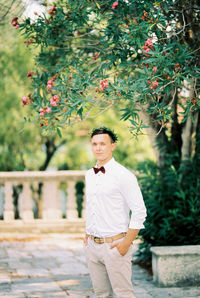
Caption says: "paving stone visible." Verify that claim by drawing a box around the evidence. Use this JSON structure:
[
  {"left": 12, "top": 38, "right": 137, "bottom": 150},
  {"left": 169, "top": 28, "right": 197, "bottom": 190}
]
[
  {"left": 0, "top": 282, "right": 11, "bottom": 292},
  {"left": 0, "top": 292, "right": 25, "bottom": 297},
  {"left": 148, "top": 287, "right": 200, "bottom": 298},
  {"left": 8, "top": 261, "right": 33, "bottom": 270},
  {"left": 0, "top": 274, "right": 11, "bottom": 283},
  {"left": 74, "top": 255, "right": 87, "bottom": 263},
  {"left": 29, "top": 258, "right": 58, "bottom": 269},
  {"left": 0, "top": 262, "right": 10, "bottom": 274},
  {"left": 0, "top": 248, "right": 8, "bottom": 259},
  {"left": 16, "top": 268, "right": 49, "bottom": 277},
  {"left": 49, "top": 263, "right": 89, "bottom": 275},
  {"left": 11, "top": 277, "right": 61, "bottom": 293},
  {"left": 24, "top": 291, "right": 68, "bottom": 297},
  {"left": 67, "top": 291, "right": 95, "bottom": 297},
  {"left": 53, "top": 274, "right": 93, "bottom": 291}
]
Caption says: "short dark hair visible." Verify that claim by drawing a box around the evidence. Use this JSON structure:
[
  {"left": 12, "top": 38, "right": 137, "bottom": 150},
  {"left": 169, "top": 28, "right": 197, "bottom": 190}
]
[{"left": 90, "top": 126, "right": 118, "bottom": 143}]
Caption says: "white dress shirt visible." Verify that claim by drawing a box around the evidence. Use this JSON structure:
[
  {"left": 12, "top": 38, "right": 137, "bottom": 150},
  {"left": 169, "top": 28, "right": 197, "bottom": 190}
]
[{"left": 85, "top": 157, "right": 147, "bottom": 237}]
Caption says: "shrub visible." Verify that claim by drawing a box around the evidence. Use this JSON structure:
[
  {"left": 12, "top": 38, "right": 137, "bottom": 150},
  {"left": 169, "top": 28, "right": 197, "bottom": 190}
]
[{"left": 136, "top": 156, "right": 200, "bottom": 266}]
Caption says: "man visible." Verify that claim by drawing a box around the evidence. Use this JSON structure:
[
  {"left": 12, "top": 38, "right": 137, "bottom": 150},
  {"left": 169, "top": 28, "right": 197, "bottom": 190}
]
[{"left": 84, "top": 126, "right": 147, "bottom": 298}]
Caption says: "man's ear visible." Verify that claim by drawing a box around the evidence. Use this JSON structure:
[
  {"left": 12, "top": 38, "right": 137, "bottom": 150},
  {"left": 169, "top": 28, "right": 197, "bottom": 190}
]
[{"left": 111, "top": 143, "right": 117, "bottom": 152}]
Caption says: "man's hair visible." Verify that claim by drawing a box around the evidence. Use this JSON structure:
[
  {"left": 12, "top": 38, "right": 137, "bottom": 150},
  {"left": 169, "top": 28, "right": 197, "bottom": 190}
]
[{"left": 90, "top": 126, "right": 118, "bottom": 143}]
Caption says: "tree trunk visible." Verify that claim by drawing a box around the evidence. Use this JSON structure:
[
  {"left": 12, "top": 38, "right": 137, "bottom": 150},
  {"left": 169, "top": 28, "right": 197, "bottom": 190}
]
[
  {"left": 181, "top": 79, "right": 198, "bottom": 162},
  {"left": 33, "top": 137, "right": 67, "bottom": 218},
  {"left": 139, "top": 110, "right": 169, "bottom": 167},
  {"left": 193, "top": 110, "right": 200, "bottom": 171}
]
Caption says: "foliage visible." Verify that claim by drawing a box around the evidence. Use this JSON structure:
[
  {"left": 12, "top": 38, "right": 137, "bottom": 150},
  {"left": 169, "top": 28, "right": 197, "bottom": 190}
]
[
  {"left": 0, "top": 25, "right": 41, "bottom": 171},
  {"left": 16, "top": 0, "right": 200, "bottom": 138},
  {"left": 75, "top": 181, "right": 84, "bottom": 218},
  {"left": 136, "top": 153, "right": 200, "bottom": 265}
]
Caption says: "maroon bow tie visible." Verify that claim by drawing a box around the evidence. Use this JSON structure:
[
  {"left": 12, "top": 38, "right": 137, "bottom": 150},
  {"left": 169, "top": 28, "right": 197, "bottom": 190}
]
[{"left": 93, "top": 166, "right": 105, "bottom": 174}]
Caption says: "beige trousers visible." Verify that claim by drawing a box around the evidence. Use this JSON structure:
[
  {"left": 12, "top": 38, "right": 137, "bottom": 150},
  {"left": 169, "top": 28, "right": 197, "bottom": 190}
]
[{"left": 84, "top": 237, "right": 136, "bottom": 298}]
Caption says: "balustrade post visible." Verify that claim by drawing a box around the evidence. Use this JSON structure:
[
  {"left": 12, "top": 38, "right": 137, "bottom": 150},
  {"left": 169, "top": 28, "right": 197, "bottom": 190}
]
[
  {"left": 42, "top": 181, "right": 62, "bottom": 220},
  {"left": 19, "top": 182, "right": 34, "bottom": 221},
  {"left": 3, "top": 182, "right": 14, "bottom": 221},
  {"left": 66, "top": 181, "right": 78, "bottom": 219}
]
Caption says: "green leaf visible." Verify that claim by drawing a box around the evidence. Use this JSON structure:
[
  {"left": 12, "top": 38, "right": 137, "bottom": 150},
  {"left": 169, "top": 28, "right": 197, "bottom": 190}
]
[{"left": 57, "top": 128, "right": 62, "bottom": 138}]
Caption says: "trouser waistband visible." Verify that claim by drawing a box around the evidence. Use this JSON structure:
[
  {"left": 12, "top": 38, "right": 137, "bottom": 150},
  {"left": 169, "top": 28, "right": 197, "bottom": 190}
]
[{"left": 87, "top": 232, "right": 127, "bottom": 244}]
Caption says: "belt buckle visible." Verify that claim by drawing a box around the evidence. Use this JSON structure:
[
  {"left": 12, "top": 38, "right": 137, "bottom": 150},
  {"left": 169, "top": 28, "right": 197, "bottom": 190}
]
[
  {"left": 94, "top": 237, "right": 103, "bottom": 244},
  {"left": 94, "top": 237, "right": 100, "bottom": 244}
]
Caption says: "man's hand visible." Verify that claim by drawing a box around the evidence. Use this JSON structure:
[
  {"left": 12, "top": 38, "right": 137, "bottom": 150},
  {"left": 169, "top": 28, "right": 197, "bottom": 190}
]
[
  {"left": 110, "top": 240, "right": 130, "bottom": 256},
  {"left": 84, "top": 234, "right": 88, "bottom": 245},
  {"left": 110, "top": 229, "right": 140, "bottom": 256}
]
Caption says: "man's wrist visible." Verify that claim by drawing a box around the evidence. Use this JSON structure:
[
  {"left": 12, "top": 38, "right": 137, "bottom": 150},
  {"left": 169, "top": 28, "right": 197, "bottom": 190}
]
[{"left": 123, "top": 237, "right": 132, "bottom": 247}]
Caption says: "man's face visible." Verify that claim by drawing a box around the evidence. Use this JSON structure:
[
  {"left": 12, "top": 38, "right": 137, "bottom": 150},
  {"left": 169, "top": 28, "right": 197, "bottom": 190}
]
[{"left": 91, "top": 134, "right": 116, "bottom": 164}]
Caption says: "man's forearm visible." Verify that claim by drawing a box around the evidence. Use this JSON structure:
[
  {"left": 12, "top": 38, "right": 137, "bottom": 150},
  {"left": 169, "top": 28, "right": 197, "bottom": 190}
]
[
  {"left": 110, "top": 228, "right": 140, "bottom": 256},
  {"left": 124, "top": 228, "right": 140, "bottom": 246}
]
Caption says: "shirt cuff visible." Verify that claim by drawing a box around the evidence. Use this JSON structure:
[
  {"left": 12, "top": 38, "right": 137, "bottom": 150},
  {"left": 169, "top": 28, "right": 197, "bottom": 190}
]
[{"left": 128, "top": 220, "right": 145, "bottom": 230}]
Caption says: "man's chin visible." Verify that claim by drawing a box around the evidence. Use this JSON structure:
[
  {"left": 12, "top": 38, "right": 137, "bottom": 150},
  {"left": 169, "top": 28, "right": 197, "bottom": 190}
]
[
  {"left": 95, "top": 155, "right": 104, "bottom": 160},
  {"left": 96, "top": 157, "right": 104, "bottom": 160}
]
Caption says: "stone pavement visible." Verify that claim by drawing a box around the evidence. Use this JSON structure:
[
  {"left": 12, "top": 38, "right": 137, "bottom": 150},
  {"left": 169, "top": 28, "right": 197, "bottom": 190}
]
[{"left": 0, "top": 234, "right": 200, "bottom": 298}]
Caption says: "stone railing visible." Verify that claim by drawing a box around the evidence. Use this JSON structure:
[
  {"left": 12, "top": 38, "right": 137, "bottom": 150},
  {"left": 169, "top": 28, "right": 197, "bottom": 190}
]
[{"left": 0, "top": 171, "right": 86, "bottom": 222}]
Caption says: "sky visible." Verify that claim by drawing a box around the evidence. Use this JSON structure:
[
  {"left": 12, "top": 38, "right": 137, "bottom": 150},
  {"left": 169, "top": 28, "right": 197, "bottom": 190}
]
[{"left": 22, "top": 0, "right": 46, "bottom": 19}]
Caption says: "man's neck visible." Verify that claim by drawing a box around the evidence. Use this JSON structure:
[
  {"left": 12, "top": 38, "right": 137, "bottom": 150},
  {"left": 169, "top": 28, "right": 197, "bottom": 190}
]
[{"left": 97, "top": 156, "right": 113, "bottom": 168}]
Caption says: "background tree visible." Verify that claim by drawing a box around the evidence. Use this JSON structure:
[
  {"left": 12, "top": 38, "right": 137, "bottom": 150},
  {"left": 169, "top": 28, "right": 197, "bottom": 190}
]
[{"left": 0, "top": 0, "right": 22, "bottom": 25}]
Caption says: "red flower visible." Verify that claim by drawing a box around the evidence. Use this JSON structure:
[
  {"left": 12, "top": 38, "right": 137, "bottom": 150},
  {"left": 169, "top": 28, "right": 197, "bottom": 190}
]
[
  {"left": 150, "top": 81, "right": 159, "bottom": 90},
  {"left": 50, "top": 95, "right": 59, "bottom": 107},
  {"left": 47, "top": 75, "right": 58, "bottom": 89},
  {"left": 25, "top": 39, "right": 34, "bottom": 46},
  {"left": 112, "top": 2, "right": 118, "bottom": 9},
  {"left": 145, "top": 48, "right": 151, "bottom": 53},
  {"left": 152, "top": 66, "right": 158, "bottom": 72},
  {"left": 47, "top": 79, "right": 54, "bottom": 85},
  {"left": 22, "top": 96, "right": 28, "bottom": 106},
  {"left": 22, "top": 95, "right": 32, "bottom": 106},
  {"left": 11, "top": 17, "right": 18, "bottom": 27},
  {"left": 93, "top": 52, "right": 99, "bottom": 60},
  {"left": 44, "top": 106, "right": 51, "bottom": 113},
  {"left": 145, "top": 39, "right": 153, "bottom": 48},
  {"left": 39, "top": 107, "right": 51, "bottom": 116},
  {"left": 47, "top": 84, "right": 53, "bottom": 90},
  {"left": 49, "top": 6, "right": 56, "bottom": 15},
  {"left": 100, "top": 79, "right": 109, "bottom": 91},
  {"left": 27, "top": 71, "right": 33, "bottom": 78},
  {"left": 147, "top": 80, "right": 151, "bottom": 85},
  {"left": 39, "top": 108, "right": 45, "bottom": 116},
  {"left": 142, "top": 39, "right": 153, "bottom": 53},
  {"left": 142, "top": 45, "right": 151, "bottom": 53}
]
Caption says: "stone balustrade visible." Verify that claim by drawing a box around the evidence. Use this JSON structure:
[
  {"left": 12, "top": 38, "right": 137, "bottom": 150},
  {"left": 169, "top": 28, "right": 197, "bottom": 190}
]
[{"left": 0, "top": 171, "right": 86, "bottom": 222}]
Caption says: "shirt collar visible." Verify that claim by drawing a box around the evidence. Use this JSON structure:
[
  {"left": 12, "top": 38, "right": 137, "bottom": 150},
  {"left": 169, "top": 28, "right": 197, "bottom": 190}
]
[{"left": 96, "top": 157, "right": 115, "bottom": 170}]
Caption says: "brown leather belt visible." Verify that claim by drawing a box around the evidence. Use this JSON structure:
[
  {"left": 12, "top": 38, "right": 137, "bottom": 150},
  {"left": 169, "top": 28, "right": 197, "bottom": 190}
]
[{"left": 88, "top": 232, "right": 127, "bottom": 244}]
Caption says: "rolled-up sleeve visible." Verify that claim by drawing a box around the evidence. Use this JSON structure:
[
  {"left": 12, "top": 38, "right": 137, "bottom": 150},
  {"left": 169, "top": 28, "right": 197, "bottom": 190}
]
[{"left": 119, "top": 171, "right": 147, "bottom": 229}]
